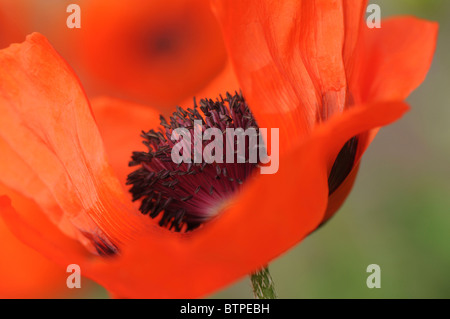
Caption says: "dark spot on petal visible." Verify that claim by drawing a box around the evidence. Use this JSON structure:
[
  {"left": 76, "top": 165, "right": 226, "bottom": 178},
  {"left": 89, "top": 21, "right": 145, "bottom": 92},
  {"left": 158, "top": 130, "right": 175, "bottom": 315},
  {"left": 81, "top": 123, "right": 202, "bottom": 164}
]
[{"left": 328, "top": 136, "right": 359, "bottom": 195}]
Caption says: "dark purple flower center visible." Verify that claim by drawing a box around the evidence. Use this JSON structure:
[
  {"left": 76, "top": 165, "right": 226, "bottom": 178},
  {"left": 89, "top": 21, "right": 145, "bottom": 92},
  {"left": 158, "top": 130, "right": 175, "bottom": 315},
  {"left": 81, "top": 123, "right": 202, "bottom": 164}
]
[
  {"left": 127, "top": 92, "right": 261, "bottom": 231},
  {"left": 127, "top": 91, "right": 359, "bottom": 232}
]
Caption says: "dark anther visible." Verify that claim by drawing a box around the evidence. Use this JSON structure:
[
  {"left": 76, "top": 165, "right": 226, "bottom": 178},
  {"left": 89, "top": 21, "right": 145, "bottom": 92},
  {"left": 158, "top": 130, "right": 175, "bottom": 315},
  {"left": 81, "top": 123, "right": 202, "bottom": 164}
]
[{"left": 127, "top": 92, "right": 261, "bottom": 232}]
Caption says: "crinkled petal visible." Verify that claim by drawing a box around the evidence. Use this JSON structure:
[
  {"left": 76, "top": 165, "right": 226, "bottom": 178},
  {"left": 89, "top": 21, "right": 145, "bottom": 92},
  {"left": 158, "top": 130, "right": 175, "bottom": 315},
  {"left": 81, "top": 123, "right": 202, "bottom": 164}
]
[
  {"left": 212, "top": 0, "right": 366, "bottom": 151},
  {"left": 0, "top": 33, "right": 146, "bottom": 253}
]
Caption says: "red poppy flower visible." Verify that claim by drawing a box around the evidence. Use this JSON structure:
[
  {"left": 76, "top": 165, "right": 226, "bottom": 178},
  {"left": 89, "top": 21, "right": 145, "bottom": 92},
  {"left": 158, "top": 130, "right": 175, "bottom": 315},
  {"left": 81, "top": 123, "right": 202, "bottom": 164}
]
[
  {"left": 45, "top": 0, "right": 237, "bottom": 113},
  {"left": 0, "top": 0, "right": 437, "bottom": 298}
]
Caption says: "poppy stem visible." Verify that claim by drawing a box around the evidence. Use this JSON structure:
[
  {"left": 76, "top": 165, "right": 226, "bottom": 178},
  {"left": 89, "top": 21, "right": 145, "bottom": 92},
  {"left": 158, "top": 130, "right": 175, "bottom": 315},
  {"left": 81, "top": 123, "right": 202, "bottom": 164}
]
[{"left": 250, "top": 266, "right": 277, "bottom": 299}]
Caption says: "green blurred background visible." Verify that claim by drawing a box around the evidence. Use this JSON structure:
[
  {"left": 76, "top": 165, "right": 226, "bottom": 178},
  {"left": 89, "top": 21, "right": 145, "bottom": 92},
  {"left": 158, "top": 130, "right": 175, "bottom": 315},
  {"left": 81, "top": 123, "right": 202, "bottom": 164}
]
[{"left": 214, "top": 0, "right": 450, "bottom": 299}]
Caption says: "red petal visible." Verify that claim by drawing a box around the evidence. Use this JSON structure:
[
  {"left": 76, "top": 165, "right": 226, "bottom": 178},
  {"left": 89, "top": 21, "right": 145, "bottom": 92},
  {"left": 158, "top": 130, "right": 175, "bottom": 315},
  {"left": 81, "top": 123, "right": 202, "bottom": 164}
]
[
  {"left": 0, "top": 33, "right": 145, "bottom": 253},
  {"left": 327, "top": 16, "right": 438, "bottom": 219},
  {"left": 342, "top": 1, "right": 368, "bottom": 86},
  {"left": 91, "top": 97, "right": 161, "bottom": 188},
  {"left": 212, "top": 0, "right": 366, "bottom": 151},
  {"left": 179, "top": 60, "right": 240, "bottom": 108},
  {"left": 0, "top": 194, "right": 90, "bottom": 269},
  {"left": 354, "top": 16, "right": 438, "bottom": 104},
  {"left": 0, "top": 185, "right": 77, "bottom": 298}
]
